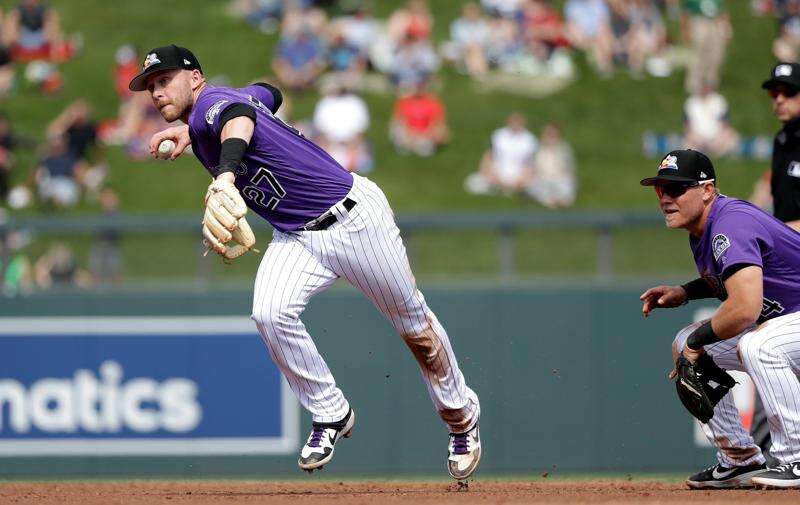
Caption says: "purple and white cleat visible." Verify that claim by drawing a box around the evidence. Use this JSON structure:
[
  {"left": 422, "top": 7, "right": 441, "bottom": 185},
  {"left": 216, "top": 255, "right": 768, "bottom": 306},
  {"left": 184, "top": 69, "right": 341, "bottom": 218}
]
[
  {"left": 298, "top": 409, "right": 355, "bottom": 472},
  {"left": 447, "top": 424, "right": 481, "bottom": 480}
]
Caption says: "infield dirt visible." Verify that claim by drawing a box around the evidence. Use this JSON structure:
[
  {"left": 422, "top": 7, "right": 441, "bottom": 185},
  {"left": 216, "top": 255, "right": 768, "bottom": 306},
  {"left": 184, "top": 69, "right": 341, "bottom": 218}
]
[{"left": 1, "top": 480, "right": 799, "bottom": 504}]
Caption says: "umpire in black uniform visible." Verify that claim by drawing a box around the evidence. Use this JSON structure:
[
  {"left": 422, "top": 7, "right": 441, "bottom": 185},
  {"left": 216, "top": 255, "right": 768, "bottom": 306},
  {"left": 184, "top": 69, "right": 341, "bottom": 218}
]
[
  {"left": 763, "top": 62, "right": 800, "bottom": 231},
  {"left": 745, "top": 62, "right": 800, "bottom": 465}
]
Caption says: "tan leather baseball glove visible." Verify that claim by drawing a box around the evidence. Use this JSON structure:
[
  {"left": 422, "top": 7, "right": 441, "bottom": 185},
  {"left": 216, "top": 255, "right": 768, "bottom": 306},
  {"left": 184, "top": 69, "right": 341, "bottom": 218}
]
[{"left": 202, "top": 179, "right": 258, "bottom": 260}]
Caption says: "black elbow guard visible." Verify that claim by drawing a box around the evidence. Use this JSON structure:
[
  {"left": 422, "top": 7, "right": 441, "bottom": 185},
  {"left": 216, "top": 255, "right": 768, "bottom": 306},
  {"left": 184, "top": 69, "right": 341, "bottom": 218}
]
[{"left": 254, "top": 82, "right": 283, "bottom": 113}]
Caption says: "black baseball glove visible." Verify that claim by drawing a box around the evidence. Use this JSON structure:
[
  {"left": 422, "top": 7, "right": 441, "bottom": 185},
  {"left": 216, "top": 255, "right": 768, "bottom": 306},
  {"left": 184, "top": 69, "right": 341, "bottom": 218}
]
[{"left": 675, "top": 352, "right": 736, "bottom": 423}]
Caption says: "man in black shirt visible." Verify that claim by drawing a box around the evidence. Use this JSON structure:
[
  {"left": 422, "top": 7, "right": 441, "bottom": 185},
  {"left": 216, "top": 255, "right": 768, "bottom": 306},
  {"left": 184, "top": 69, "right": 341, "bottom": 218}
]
[{"left": 762, "top": 62, "right": 800, "bottom": 231}]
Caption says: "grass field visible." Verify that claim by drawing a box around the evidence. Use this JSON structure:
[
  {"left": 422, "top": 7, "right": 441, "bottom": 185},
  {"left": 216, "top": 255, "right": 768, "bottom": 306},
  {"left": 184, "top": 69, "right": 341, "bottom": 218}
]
[
  {"left": 2, "top": 2, "right": 780, "bottom": 283},
  {"left": 4, "top": 1, "right": 779, "bottom": 214}
]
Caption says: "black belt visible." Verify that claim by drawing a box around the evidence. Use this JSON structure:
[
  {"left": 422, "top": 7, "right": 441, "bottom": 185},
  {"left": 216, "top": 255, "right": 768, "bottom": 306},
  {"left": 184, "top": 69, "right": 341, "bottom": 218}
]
[{"left": 302, "top": 198, "right": 357, "bottom": 231}]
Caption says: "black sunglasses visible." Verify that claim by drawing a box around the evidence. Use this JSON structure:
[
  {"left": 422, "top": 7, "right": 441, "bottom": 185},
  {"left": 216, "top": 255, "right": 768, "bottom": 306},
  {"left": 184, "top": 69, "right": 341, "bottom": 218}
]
[
  {"left": 655, "top": 182, "right": 699, "bottom": 198},
  {"left": 769, "top": 87, "right": 800, "bottom": 99}
]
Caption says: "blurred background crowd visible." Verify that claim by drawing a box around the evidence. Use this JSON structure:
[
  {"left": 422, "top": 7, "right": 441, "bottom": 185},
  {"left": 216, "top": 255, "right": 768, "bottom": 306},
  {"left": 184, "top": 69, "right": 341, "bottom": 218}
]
[{"left": 0, "top": 0, "right": 793, "bottom": 294}]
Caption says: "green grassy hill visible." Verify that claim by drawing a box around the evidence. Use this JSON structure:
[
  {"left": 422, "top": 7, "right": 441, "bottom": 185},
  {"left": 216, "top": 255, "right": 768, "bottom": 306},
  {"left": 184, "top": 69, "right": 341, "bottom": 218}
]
[{"left": 3, "top": 1, "right": 780, "bottom": 214}]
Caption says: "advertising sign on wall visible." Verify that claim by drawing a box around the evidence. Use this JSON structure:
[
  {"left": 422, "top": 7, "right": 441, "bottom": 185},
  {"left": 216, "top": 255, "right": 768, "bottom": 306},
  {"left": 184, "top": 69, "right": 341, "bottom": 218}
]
[{"left": 0, "top": 317, "right": 299, "bottom": 456}]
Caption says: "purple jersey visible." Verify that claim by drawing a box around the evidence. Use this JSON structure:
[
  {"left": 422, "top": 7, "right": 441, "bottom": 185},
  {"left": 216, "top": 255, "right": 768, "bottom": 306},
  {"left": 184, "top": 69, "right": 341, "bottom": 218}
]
[
  {"left": 188, "top": 85, "right": 353, "bottom": 232},
  {"left": 690, "top": 196, "right": 800, "bottom": 322}
]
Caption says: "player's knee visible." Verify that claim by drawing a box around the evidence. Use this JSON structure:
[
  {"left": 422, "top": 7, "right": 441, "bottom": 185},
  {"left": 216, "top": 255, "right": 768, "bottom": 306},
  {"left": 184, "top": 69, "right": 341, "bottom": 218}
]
[
  {"left": 251, "top": 301, "right": 300, "bottom": 331},
  {"left": 672, "top": 322, "right": 697, "bottom": 358}
]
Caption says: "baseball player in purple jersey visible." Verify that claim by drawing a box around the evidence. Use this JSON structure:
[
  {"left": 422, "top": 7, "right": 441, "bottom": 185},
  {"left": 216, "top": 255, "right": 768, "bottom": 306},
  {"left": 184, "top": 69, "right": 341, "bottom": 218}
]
[
  {"left": 128, "top": 45, "right": 481, "bottom": 479},
  {"left": 640, "top": 149, "right": 800, "bottom": 489}
]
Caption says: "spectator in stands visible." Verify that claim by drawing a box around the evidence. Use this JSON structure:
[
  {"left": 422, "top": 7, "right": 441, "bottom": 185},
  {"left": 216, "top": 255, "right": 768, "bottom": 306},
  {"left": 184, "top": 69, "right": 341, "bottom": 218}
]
[
  {"left": 1, "top": 230, "right": 34, "bottom": 297},
  {"left": 628, "top": 0, "right": 667, "bottom": 77},
  {"left": 681, "top": 0, "right": 731, "bottom": 94},
  {"left": 47, "top": 100, "right": 97, "bottom": 161},
  {"left": 564, "top": 0, "right": 614, "bottom": 77},
  {"left": 0, "top": 112, "right": 17, "bottom": 203},
  {"left": 387, "top": 0, "right": 433, "bottom": 43},
  {"left": 47, "top": 100, "right": 107, "bottom": 197},
  {"left": 443, "top": 2, "right": 491, "bottom": 77},
  {"left": 522, "top": 0, "right": 570, "bottom": 57},
  {"left": 89, "top": 187, "right": 122, "bottom": 286},
  {"left": 281, "top": 2, "right": 327, "bottom": 38},
  {"left": 485, "top": 16, "right": 523, "bottom": 71},
  {"left": 3, "top": 0, "right": 76, "bottom": 62},
  {"left": 333, "top": 3, "right": 379, "bottom": 63},
  {"left": 35, "top": 134, "right": 84, "bottom": 209},
  {"left": 481, "top": 0, "right": 526, "bottom": 18},
  {"left": 312, "top": 84, "right": 373, "bottom": 173},
  {"left": 112, "top": 44, "right": 139, "bottom": 99},
  {"left": 272, "top": 25, "right": 325, "bottom": 91},
  {"left": 529, "top": 123, "right": 577, "bottom": 208},
  {"left": 683, "top": 83, "right": 740, "bottom": 157},
  {"left": 227, "top": 0, "right": 284, "bottom": 34},
  {"left": 325, "top": 26, "right": 367, "bottom": 90},
  {"left": 34, "top": 241, "right": 91, "bottom": 289},
  {"left": 389, "top": 32, "right": 440, "bottom": 89},
  {"left": 390, "top": 83, "right": 450, "bottom": 156},
  {"left": 774, "top": 0, "right": 800, "bottom": 61},
  {"left": 464, "top": 112, "right": 538, "bottom": 196},
  {"left": 0, "top": 9, "right": 14, "bottom": 97}
]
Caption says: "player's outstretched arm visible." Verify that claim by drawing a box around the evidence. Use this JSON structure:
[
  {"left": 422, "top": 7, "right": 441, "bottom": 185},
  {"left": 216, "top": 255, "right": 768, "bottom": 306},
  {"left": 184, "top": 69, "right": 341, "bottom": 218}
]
[
  {"left": 149, "top": 124, "right": 191, "bottom": 160},
  {"left": 640, "top": 285, "right": 687, "bottom": 317}
]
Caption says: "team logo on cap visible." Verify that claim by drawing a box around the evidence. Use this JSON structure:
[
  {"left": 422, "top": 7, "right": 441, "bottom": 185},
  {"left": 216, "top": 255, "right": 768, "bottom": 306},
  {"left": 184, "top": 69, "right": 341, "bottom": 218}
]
[
  {"left": 143, "top": 53, "right": 161, "bottom": 69},
  {"left": 776, "top": 64, "right": 793, "bottom": 77},
  {"left": 712, "top": 234, "right": 730, "bottom": 261},
  {"left": 659, "top": 155, "right": 678, "bottom": 171}
]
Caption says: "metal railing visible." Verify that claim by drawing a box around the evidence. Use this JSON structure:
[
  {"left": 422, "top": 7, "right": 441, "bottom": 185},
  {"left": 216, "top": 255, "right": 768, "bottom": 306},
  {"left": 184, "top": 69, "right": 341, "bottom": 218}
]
[{"left": 1, "top": 210, "right": 666, "bottom": 281}]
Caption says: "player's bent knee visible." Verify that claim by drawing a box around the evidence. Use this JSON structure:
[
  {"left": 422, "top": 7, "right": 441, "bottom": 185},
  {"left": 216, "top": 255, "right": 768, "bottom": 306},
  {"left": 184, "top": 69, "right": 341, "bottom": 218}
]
[
  {"left": 251, "top": 304, "right": 301, "bottom": 333},
  {"left": 672, "top": 322, "right": 698, "bottom": 357}
]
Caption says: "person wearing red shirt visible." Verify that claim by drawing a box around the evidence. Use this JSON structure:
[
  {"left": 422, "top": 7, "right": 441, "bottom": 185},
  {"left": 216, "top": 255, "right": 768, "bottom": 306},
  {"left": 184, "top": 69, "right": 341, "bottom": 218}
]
[{"left": 389, "top": 84, "right": 450, "bottom": 156}]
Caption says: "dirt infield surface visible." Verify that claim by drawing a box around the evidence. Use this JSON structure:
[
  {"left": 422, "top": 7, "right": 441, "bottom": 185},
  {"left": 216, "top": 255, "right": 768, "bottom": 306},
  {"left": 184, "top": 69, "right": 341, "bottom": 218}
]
[{"left": 1, "top": 480, "right": 799, "bottom": 504}]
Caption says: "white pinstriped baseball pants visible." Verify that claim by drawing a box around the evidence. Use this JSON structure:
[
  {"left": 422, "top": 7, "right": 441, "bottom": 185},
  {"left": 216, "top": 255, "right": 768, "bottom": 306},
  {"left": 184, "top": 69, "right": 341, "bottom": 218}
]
[
  {"left": 673, "top": 312, "right": 800, "bottom": 466},
  {"left": 251, "top": 174, "right": 480, "bottom": 432}
]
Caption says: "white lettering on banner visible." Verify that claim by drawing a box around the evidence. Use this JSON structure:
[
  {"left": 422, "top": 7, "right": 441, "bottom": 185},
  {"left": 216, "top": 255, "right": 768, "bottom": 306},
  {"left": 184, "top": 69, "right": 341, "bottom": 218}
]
[{"left": 0, "top": 361, "right": 202, "bottom": 434}]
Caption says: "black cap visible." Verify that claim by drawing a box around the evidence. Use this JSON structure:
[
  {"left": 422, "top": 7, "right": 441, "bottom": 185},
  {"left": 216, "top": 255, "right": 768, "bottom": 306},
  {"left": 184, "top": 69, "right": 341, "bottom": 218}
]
[
  {"left": 128, "top": 45, "right": 202, "bottom": 92},
  {"left": 762, "top": 62, "right": 800, "bottom": 91},
  {"left": 640, "top": 149, "right": 716, "bottom": 186}
]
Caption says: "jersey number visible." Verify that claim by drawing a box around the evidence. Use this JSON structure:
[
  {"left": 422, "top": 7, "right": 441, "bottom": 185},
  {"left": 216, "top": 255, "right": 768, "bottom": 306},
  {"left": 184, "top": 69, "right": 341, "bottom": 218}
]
[{"left": 243, "top": 167, "right": 286, "bottom": 210}]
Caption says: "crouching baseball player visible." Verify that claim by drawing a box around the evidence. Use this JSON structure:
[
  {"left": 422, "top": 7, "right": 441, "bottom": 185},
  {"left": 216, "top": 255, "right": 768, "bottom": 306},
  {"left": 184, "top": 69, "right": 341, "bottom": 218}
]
[
  {"left": 640, "top": 149, "right": 800, "bottom": 489},
  {"left": 128, "top": 45, "right": 481, "bottom": 480}
]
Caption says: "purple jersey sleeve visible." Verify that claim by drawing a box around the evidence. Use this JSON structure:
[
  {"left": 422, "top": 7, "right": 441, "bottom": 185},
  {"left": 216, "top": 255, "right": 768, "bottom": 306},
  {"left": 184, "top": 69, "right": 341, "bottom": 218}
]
[
  {"left": 711, "top": 211, "right": 770, "bottom": 275},
  {"left": 241, "top": 84, "right": 279, "bottom": 113},
  {"left": 191, "top": 89, "right": 237, "bottom": 141}
]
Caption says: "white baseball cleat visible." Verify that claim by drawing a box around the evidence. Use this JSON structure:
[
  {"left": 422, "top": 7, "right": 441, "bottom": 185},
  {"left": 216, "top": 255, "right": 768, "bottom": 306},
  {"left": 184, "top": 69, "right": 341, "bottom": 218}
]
[
  {"left": 298, "top": 409, "right": 355, "bottom": 472},
  {"left": 447, "top": 424, "right": 481, "bottom": 480}
]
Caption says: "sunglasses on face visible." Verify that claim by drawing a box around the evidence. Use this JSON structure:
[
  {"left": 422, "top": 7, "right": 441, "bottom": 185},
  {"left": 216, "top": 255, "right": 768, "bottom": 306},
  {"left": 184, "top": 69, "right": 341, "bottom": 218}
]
[
  {"left": 769, "top": 87, "right": 800, "bottom": 99},
  {"left": 654, "top": 182, "right": 698, "bottom": 199}
]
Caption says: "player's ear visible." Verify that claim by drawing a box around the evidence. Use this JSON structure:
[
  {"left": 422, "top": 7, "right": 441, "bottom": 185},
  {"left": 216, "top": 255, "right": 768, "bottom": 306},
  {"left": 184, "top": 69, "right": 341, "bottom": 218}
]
[
  {"left": 702, "top": 183, "right": 716, "bottom": 203},
  {"left": 189, "top": 69, "right": 205, "bottom": 90}
]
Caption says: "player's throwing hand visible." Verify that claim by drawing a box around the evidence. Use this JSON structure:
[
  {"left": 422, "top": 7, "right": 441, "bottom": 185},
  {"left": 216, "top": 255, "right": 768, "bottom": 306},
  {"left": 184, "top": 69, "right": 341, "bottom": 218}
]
[
  {"left": 639, "top": 285, "right": 687, "bottom": 317},
  {"left": 149, "top": 124, "right": 191, "bottom": 160}
]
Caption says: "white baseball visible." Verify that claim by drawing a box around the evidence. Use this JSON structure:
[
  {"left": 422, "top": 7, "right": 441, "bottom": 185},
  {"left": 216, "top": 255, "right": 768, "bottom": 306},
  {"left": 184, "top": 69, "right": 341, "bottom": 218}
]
[{"left": 157, "top": 139, "right": 176, "bottom": 159}]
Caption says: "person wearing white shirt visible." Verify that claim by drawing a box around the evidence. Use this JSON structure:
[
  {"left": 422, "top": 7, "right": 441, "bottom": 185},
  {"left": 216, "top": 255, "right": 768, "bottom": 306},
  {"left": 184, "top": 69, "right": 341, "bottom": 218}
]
[
  {"left": 312, "top": 86, "right": 373, "bottom": 173},
  {"left": 683, "top": 84, "right": 740, "bottom": 157},
  {"left": 465, "top": 112, "right": 538, "bottom": 195}
]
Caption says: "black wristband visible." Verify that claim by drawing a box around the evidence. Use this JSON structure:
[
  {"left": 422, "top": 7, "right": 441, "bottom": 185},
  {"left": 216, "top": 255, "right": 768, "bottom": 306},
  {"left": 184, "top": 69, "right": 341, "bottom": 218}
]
[
  {"left": 681, "top": 278, "right": 714, "bottom": 301},
  {"left": 212, "top": 137, "right": 248, "bottom": 177},
  {"left": 686, "top": 320, "right": 722, "bottom": 350}
]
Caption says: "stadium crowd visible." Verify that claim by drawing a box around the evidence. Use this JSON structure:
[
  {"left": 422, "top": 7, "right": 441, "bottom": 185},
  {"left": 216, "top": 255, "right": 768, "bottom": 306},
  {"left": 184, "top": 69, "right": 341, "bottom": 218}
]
[{"left": 0, "top": 0, "right": 795, "bottom": 292}]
